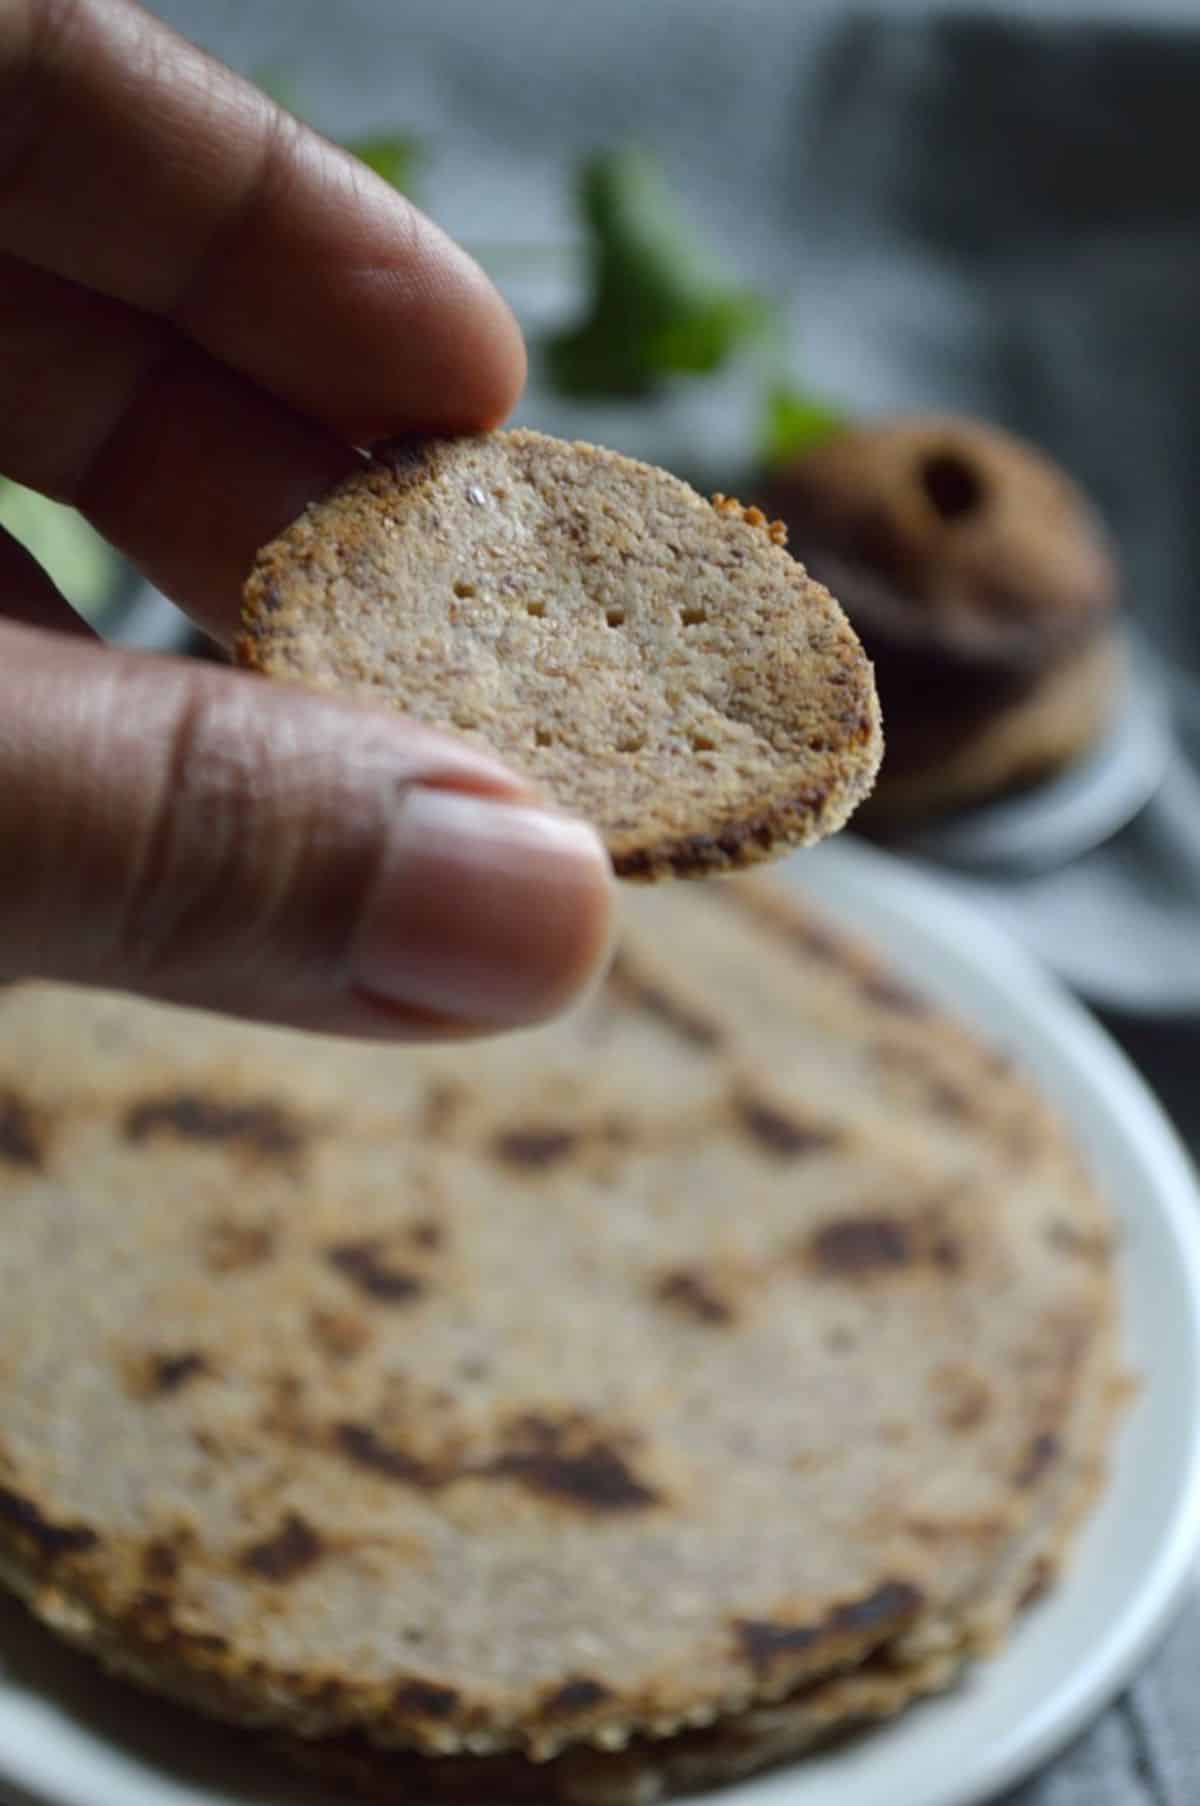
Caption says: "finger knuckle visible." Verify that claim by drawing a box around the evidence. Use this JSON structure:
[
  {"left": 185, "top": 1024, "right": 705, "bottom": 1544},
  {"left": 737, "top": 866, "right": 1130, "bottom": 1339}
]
[
  {"left": 118, "top": 677, "right": 382, "bottom": 1002},
  {"left": 117, "top": 680, "right": 241, "bottom": 986}
]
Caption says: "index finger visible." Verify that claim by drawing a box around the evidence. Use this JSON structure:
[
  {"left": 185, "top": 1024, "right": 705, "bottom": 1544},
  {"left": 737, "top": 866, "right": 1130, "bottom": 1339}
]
[{"left": 0, "top": 0, "right": 525, "bottom": 441}]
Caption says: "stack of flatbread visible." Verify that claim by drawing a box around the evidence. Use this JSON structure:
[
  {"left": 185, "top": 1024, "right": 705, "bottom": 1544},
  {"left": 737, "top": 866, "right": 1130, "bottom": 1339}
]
[{"left": 0, "top": 877, "right": 1121, "bottom": 1803}]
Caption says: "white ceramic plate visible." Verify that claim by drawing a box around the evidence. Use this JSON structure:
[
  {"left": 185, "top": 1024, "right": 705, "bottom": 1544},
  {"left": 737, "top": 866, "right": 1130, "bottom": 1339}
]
[{"left": 1, "top": 837, "right": 1198, "bottom": 1806}]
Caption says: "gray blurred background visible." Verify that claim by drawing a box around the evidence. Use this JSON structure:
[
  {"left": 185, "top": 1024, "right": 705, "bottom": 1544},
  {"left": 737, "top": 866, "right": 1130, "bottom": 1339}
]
[{"left": 7, "top": 4, "right": 1200, "bottom": 1801}]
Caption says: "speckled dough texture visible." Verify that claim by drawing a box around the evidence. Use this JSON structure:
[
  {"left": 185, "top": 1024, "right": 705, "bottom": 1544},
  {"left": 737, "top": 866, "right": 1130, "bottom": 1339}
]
[
  {"left": 237, "top": 430, "right": 882, "bottom": 877},
  {"left": 0, "top": 878, "right": 1122, "bottom": 1801}
]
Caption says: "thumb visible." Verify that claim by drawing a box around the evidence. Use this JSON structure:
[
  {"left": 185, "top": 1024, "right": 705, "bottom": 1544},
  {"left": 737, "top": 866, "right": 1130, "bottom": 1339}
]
[{"left": 0, "top": 620, "right": 614, "bottom": 1038}]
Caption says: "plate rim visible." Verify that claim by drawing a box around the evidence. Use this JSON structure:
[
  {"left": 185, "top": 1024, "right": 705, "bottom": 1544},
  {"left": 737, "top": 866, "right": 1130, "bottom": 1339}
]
[{"left": 0, "top": 837, "right": 1198, "bottom": 1806}]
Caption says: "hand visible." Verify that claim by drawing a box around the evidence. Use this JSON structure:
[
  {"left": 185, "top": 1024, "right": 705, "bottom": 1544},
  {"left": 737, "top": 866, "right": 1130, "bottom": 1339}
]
[{"left": 0, "top": 0, "right": 613, "bottom": 1038}]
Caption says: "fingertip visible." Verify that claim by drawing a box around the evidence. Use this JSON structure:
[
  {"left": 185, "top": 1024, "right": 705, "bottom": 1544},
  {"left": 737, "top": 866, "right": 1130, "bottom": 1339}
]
[
  {"left": 358, "top": 222, "right": 528, "bottom": 437},
  {"left": 352, "top": 789, "right": 615, "bottom": 1034},
  {"left": 520, "top": 812, "right": 616, "bottom": 1025},
  {"left": 446, "top": 251, "right": 528, "bottom": 430}
]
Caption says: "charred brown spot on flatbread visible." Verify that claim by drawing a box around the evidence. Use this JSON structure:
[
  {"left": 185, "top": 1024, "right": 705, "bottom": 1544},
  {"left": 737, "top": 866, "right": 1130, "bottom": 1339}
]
[
  {"left": 737, "top": 1096, "right": 839, "bottom": 1159},
  {"left": 736, "top": 1581, "right": 925, "bottom": 1671},
  {"left": 1047, "top": 1221, "right": 1113, "bottom": 1265},
  {"left": 151, "top": 1351, "right": 210, "bottom": 1394},
  {"left": 1018, "top": 1555, "right": 1056, "bottom": 1608},
  {"left": 833, "top": 1580, "right": 927, "bottom": 1633},
  {"left": 409, "top": 1219, "right": 444, "bottom": 1251},
  {"left": 708, "top": 880, "right": 843, "bottom": 966},
  {"left": 809, "top": 1216, "right": 913, "bottom": 1275},
  {"left": 124, "top": 1587, "right": 230, "bottom": 1655},
  {"left": 0, "top": 1487, "right": 99, "bottom": 1560},
  {"left": 240, "top": 1514, "right": 327, "bottom": 1583},
  {"left": 392, "top": 1680, "right": 461, "bottom": 1720},
  {"left": 487, "top": 1415, "right": 661, "bottom": 1513},
  {"left": 607, "top": 952, "right": 724, "bottom": 1049},
  {"left": 904, "top": 1511, "right": 1011, "bottom": 1549},
  {"left": 1014, "top": 1431, "right": 1061, "bottom": 1488},
  {"left": 809, "top": 1207, "right": 965, "bottom": 1280},
  {"left": 294, "top": 1677, "right": 348, "bottom": 1715},
  {"left": 869, "top": 1040, "right": 982, "bottom": 1127},
  {"left": 615, "top": 802, "right": 833, "bottom": 882},
  {"left": 931, "top": 1232, "right": 963, "bottom": 1272},
  {"left": 335, "top": 1424, "right": 434, "bottom": 1487},
  {"left": 141, "top": 1540, "right": 181, "bottom": 1584},
  {"left": 712, "top": 879, "right": 936, "bottom": 1023},
  {"left": 123, "top": 1093, "right": 305, "bottom": 1158},
  {"left": 929, "top": 1363, "right": 992, "bottom": 1433},
  {"left": 496, "top": 1441, "right": 656, "bottom": 1512},
  {"left": 423, "top": 1080, "right": 467, "bottom": 1138},
  {"left": 310, "top": 1310, "right": 374, "bottom": 1363},
  {"left": 654, "top": 1266, "right": 735, "bottom": 1326},
  {"left": 202, "top": 1216, "right": 277, "bottom": 1274},
  {"left": 258, "top": 1373, "right": 316, "bottom": 1445},
  {"left": 493, "top": 1128, "right": 578, "bottom": 1169},
  {"left": 0, "top": 1090, "right": 42, "bottom": 1167},
  {"left": 926, "top": 1079, "right": 972, "bottom": 1121},
  {"left": 858, "top": 973, "right": 930, "bottom": 1016},
  {"left": 326, "top": 1240, "right": 425, "bottom": 1304},
  {"left": 333, "top": 1414, "right": 660, "bottom": 1514},
  {"left": 541, "top": 1677, "right": 615, "bottom": 1717},
  {"left": 124, "top": 1351, "right": 212, "bottom": 1399}
]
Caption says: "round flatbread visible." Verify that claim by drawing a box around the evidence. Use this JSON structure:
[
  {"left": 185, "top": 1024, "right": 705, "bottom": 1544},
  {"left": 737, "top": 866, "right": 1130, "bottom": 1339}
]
[
  {"left": 0, "top": 878, "right": 1119, "bottom": 1795},
  {"left": 237, "top": 430, "right": 881, "bottom": 878}
]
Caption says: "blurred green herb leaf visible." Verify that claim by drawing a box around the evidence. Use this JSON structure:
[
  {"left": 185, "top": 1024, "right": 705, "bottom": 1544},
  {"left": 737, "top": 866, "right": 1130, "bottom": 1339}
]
[
  {"left": 547, "top": 147, "right": 773, "bottom": 399},
  {"left": 760, "top": 382, "right": 845, "bottom": 468},
  {"left": 341, "top": 133, "right": 423, "bottom": 194},
  {"left": 0, "top": 481, "right": 120, "bottom": 619}
]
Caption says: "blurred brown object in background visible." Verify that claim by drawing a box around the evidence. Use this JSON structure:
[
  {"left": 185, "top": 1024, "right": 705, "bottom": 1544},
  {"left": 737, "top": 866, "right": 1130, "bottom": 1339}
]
[{"left": 763, "top": 416, "right": 1122, "bottom": 828}]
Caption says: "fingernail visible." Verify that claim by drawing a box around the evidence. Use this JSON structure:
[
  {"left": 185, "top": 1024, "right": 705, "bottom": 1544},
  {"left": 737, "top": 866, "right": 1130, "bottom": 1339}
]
[{"left": 352, "top": 786, "right": 614, "bottom": 1028}]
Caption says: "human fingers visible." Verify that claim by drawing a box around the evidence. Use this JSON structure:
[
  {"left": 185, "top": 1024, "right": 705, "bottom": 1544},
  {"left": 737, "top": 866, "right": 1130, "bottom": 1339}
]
[
  {"left": 0, "top": 253, "right": 355, "bottom": 638},
  {"left": 0, "top": 618, "right": 614, "bottom": 1039},
  {"left": 0, "top": 0, "right": 525, "bottom": 442}
]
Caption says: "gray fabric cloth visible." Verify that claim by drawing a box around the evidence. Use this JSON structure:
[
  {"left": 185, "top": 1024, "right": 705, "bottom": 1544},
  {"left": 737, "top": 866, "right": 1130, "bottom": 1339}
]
[
  {"left": 11, "top": 2, "right": 1200, "bottom": 1802},
  {"left": 998, "top": 1604, "right": 1200, "bottom": 1806}
]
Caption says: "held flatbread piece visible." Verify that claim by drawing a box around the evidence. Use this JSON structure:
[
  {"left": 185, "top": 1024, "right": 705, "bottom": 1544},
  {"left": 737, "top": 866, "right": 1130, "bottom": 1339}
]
[
  {"left": 237, "top": 430, "right": 882, "bottom": 878},
  {"left": 0, "top": 880, "right": 1122, "bottom": 1803}
]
